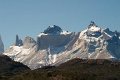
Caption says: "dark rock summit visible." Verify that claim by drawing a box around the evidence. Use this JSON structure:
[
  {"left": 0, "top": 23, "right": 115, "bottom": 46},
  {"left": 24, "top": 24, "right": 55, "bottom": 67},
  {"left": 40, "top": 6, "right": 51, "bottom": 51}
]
[
  {"left": 43, "top": 25, "right": 63, "bottom": 34},
  {"left": 15, "top": 35, "right": 23, "bottom": 46},
  {"left": 0, "top": 36, "right": 4, "bottom": 54}
]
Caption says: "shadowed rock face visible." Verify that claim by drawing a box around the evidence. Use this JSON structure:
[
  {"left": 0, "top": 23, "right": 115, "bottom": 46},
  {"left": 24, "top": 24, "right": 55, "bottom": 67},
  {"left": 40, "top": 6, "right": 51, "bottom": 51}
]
[
  {"left": 0, "top": 36, "right": 4, "bottom": 54},
  {"left": 15, "top": 35, "right": 23, "bottom": 46},
  {"left": 107, "top": 33, "right": 120, "bottom": 58},
  {"left": 36, "top": 25, "right": 74, "bottom": 50},
  {"left": 37, "top": 33, "right": 74, "bottom": 50},
  {"left": 23, "top": 36, "right": 36, "bottom": 49}
]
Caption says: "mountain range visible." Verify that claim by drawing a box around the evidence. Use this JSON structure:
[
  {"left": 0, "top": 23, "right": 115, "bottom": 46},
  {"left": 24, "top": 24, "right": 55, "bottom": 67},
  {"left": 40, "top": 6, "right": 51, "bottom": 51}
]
[{"left": 1, "top": 22, "right": 120, "bottom": 69}]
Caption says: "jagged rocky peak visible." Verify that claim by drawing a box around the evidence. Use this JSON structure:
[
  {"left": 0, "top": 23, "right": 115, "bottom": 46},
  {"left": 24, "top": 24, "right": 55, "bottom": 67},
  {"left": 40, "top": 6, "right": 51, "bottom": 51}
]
[
  {"left": 23, "top": 36, "right": 36, "bottom": 48},
  {"left": 88, "top": 21, "right": 97, "bottom": 27},
  {"left": 104, "top": 28, "right": 110, "bottom": 32},
  {"left": 0, "top": 35, "right": 4, "bottom": 54},
  {"left": 43, "top": 25, "right": 63, "bottom": 34},
  {"left": 103, "top": 28, "right": 115, "bottom": 37},
  {"left": 87, "top": 21, "right": 101, "bottom": 32},
  {"left": 38, "top": 25, "right": 71, "bottom": 37},
  {"left": 15, "top": 35, "right": 23, "bottom": 46},
  {"left": 85, "top": 21, "right": 102, "bottom": 38}
]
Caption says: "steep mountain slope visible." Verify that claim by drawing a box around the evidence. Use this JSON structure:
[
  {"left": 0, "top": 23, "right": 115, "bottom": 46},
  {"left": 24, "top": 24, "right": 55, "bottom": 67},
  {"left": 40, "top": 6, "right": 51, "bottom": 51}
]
[
  {"left": 4, "top": 25, "right": 74, "bottom": 69},
  {"left": 0, "top": 36, "right": 4, "bottom": 54},
  {"left": 4, "top": 22, "right": 120, "bottom": 69},
  {"left": 53, "top": 22, "right": 120, "bottom": 65}
]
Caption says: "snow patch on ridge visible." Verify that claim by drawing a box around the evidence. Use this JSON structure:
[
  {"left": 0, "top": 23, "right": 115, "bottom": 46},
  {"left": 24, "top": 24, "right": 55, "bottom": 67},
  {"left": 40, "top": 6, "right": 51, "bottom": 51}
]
[
  {"left": 38, "top": 31, "right": 71, "bottom": 37},
  {"left": 38, "top": 33, "right": 48, "bottom": 37},
  {"left": 4, "top": 46, "right": 30, "bottom": 61},
  {"left": 88, "top": 25, "right": 101, "bottom": 32}
]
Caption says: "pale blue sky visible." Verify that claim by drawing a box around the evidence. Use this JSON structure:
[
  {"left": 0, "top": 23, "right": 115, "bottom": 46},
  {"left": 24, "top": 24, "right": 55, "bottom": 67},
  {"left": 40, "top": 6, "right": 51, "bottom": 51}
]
[{"left": 0, "top": 0, "right": 120, "bottom": 48}]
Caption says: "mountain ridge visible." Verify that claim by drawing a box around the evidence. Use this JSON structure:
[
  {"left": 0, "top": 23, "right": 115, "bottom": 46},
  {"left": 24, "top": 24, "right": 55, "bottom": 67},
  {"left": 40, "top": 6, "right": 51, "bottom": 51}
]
[{"left": 3, "top": 22, "right": 120, "bottom": 69}]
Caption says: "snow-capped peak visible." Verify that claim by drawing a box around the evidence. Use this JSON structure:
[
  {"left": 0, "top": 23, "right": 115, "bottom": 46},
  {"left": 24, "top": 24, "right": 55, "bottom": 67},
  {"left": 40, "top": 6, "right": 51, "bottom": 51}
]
[
  {"left": 79, "top": 21, "right": 102, "bottom": 39},
  {"left": 4, "top": 22, "right": 120, "bottom": 69},
  {"left": 38, "top": 25, "right": 71, "bottom": 37},
  {"left": 88, "top": 25, "right": 101, "bottom": 32},
  {"left": 87, "top": 21, "right": 101, "bottom": 32}
]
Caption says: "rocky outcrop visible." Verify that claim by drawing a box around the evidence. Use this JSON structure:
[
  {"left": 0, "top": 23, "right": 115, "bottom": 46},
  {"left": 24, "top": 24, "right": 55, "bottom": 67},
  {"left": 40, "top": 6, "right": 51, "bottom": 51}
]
[
  {"left": 43, "top": 25, "right": 63, "bottom": 34},
  {"left": 0, "top": 36, "right": 4, "bottom": 54},
  {"left": 23, "top": 36, "right": 36, "bottom": 49},
  {"left": 15, "top": 35, "right": 23, "bottom": 46}
]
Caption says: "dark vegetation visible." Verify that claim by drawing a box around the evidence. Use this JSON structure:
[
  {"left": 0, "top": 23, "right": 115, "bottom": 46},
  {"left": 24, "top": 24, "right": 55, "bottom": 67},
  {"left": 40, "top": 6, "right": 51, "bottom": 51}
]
[
  {"left": 0, "top": 55, "right": 30, "bottom": 80},
  {"left": 1, "top": 58, "right": 119, "bottom": 80},
  {"left": 1, "top": 55, "right": 120, "bottom": 80}
]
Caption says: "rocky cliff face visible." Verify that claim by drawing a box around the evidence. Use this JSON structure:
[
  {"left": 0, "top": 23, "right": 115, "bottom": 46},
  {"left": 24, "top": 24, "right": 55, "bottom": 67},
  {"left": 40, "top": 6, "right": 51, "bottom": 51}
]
[
  {"left": 15, "top": 35, "right": 23, "bottom": 46},
  {"left": 4, "top": 23, "right": 120, "bottom": 69},
  {"left": 37, "top": 33, "right": 74, "bottom": 50},
  {"left": 0, "top": 36, "right": 4, "bottom": 54},
  {"left": 23, "top": 36, "right": 36, "bottom": 49}
]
